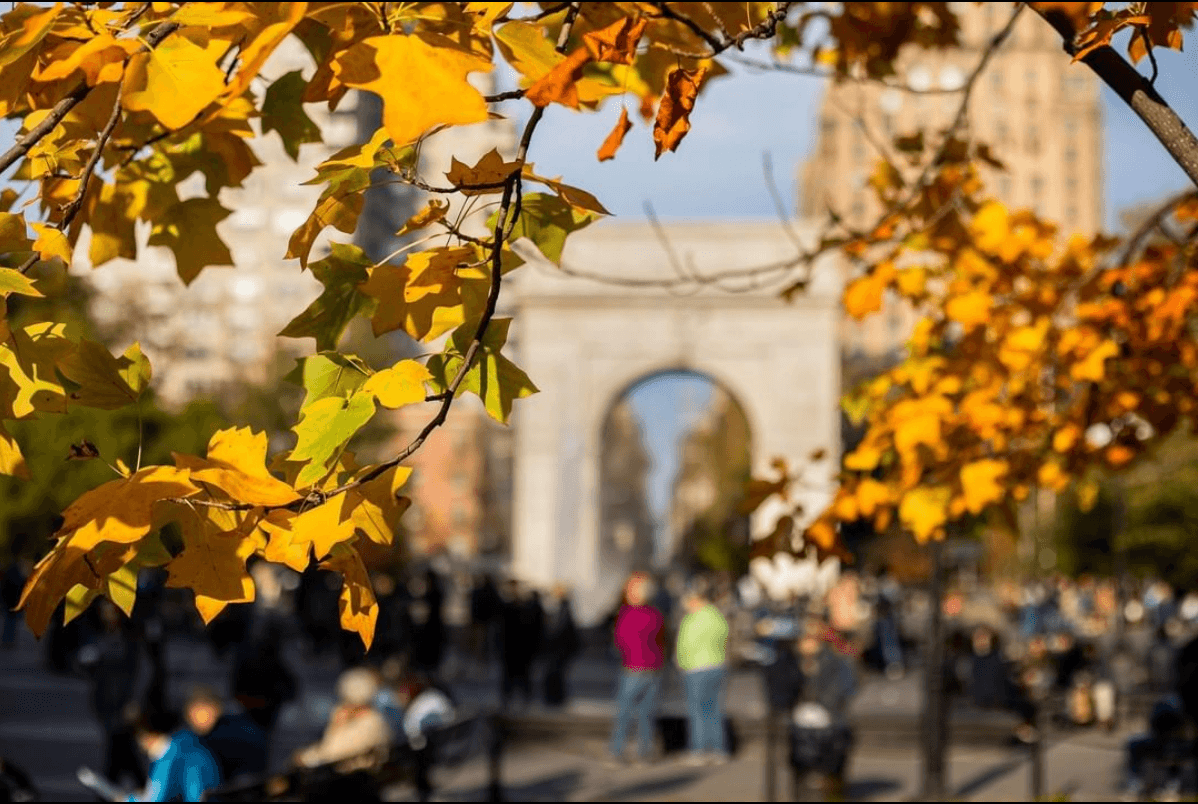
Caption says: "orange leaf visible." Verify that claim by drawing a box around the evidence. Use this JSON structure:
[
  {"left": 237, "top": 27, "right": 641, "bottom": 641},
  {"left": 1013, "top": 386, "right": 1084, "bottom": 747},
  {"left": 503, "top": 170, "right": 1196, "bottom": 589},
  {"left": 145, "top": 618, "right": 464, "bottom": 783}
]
[
  {"left": 653, "top": 66, "right": 707, "bottom": 159},
  {"left": 597, "top": 107, "right": 632, "bottom": 162},
  {"left": 959, "top": 459, "right": 1008, "bottom": 515},
  {"left": 525, "top": 45, "right": 592, "bottom": 109},
  {"left": 582, "top": 16, "right": 647, "bottom": 65}
]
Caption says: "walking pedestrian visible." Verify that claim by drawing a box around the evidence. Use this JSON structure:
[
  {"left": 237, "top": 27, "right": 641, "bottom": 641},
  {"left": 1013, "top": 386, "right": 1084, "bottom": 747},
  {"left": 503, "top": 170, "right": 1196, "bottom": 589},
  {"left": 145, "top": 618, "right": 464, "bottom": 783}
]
[
  {"left": 183, "top": 686, "right": 267, "bottom": 784},
  {"left": 130, "top": 708, "right": 222, "bottom": 802},
  {"left": 80, "top": 600, "right": 144, "bottom": 789},
  {"left": 541, "top": 584, "right": 581, "bottom": 707},
  {"left": 499, "top": 581, "right": 540, "bottom": 708},
  {"left": 608, "top": 572, "right": 665, "bottom": 765},
  {"left": 676, "top": 581, "right": 730, "bottom": 765}
]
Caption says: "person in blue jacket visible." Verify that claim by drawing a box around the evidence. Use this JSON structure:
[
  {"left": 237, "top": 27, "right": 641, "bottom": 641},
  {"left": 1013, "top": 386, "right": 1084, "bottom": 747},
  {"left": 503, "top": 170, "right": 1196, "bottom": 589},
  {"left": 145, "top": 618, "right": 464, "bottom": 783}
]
[{"left": 129, "top": 709, "right": 221, "bottom": 802}]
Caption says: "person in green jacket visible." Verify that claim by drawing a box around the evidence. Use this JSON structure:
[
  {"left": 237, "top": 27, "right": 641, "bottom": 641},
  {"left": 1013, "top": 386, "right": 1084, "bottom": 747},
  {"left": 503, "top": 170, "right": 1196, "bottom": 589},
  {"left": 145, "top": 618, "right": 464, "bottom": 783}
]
[{"left": 676, "top": 582, "right": 730, "bottom": 765}]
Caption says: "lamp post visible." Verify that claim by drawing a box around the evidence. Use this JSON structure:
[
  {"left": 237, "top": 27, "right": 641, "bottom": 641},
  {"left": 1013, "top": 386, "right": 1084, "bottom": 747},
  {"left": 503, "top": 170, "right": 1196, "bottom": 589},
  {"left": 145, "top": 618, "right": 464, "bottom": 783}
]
[{"left": 920, "top": 538, "right": 948, "bottom": 800}]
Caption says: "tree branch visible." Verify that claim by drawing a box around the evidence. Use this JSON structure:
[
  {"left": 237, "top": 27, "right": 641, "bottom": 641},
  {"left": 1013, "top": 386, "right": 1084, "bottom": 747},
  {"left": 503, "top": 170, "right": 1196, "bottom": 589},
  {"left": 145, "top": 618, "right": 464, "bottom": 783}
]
[
  {"left": 1033, "top": 5, "right": 1198, "bottom": 190},
  {"left": 0, "top": 21, "right": 179, "bottom": 177}
]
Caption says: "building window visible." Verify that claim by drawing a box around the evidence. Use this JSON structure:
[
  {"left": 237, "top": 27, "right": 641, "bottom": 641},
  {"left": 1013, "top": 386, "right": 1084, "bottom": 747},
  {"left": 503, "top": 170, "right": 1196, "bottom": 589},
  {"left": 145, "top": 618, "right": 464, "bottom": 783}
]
[
  {"left": 1065, "top": 177, "right": 1078, "bottom": 196},
  {"left": 820, "top": 117, "right": 837, "bottom": 157},
  {"left": 1064, "top": 145, "right": 1077, "bottom": 163},
  {"left": 851, "top": 196, "right": 866, "bottom": 221},
  {"left": 1026, "top": 125, "right": 1040, "bottom": 155},
  {"left": 995, "top": 120, "right": 1009, "bottom": 145},
  {"left": 999, "top": 175, "right": 1013, "bottom": 199},
  {"left": 990, "top": 68, "right": 1003, "bottom": 93},
  {"left": 1066, "top": 205, "right": 1079, "bottom": 222}
]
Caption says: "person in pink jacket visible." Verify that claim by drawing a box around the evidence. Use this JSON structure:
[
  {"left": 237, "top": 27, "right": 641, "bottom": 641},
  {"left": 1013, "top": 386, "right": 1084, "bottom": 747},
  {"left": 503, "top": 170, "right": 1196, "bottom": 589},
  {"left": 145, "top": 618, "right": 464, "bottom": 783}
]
[{"left": 609, "top": 572, "right": 666, "bottom": 764}]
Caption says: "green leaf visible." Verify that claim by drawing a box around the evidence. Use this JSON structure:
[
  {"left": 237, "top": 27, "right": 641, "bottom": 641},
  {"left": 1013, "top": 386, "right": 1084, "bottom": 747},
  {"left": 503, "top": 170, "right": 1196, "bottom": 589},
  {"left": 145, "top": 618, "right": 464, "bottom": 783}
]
[
  {"left": 290, "top": 391, "right": 376, "bottom": 487},
  {"left": 262, "top": 69, "right": 322, "bottom": 161},
  {"left": 57, "top": 338, "right": 147, "bottom": 410},
  {"left": 279, "top": 243, "right": 376, "bottom": 351},
  {"left": 488, "top": 193, "right": 597, "bottom": 265},
  {"left": 285, "top": 352, "right": 371, "bottom": 411},
  {"left": 147, "top": 197, "right": 234, "bottom": 284},
  {"left": 427, "top": 319, "right": 537, "bottom": 423}
]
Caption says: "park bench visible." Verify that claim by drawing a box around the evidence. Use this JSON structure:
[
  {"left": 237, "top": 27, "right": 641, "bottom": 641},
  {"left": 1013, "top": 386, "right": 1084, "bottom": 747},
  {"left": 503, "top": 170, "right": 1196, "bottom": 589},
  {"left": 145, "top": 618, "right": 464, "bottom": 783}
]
[{"left": 205, "top": 711, "right": 504, "bottom": 802}]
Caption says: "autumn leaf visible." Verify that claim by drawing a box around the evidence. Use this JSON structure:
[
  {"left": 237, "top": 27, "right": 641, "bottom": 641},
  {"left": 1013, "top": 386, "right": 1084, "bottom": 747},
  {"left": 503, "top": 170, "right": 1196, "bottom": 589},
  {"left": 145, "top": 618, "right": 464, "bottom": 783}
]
[
  {"left": 582, "top": 16, "right": 647, "bottom": 65},
  {"left": 598, "top": 107, "right": 633, "bottom": 162},
  {"left": 526, "top": 46, "right": 592, "bottom": 109},
  {"left": 960, "top": 459, "right": 1008, "bottom": 515},
  {"left": 653, "top": 66, "right": 707, "bottom": 159},
  {"left": 1071, "top": 339, "right": 1119, "bottom": 382},
  {"left": 0, "top": 267, "right": 42, "bottom": 298},
  {"left": 344, "top": 465, "right": 413, "bottom": 546},
  {"left": 288, "top": 352, "right": 371, "bottom": 410},
  {"left": 165, "top": 511, "right": 258, "bottom": 624},
  {"left": 444, "top": 148, "right": 520, "bottom": 195},
  {"left": 397, "top": 200, "right": 449, "bottom": 237},
  {"left": 492, "top": 193, "right": 599, "bottom": 265},
  {"left": 147, "top": 197, "right": 234, "bottom": 284},
  {"left": 364, "top": 360, "right": 432, "bottom": 409},
  {"left": 185, "top": 427, "right": 300, "bottom": 507},
  {"left": 0, "top": 421, "right": 28, "bottom": 479},
  {"left": 899, "top": 486, "right": 951, "bottom": 542},
  {"left": 426, "top": 318, "right": 538, "bottom": 424},
  {"left": 122, "top": 34, "right": 227, "bottom": 130},
  {"left": 262, "top": 69, "right": 322, "bottom": 161},
  {"left": 289, "top": 496, "right": 356, "bottom": 560},
  {"left": 361, "top": 247, "right": 482, "bottom": 342},
  {"left": 58, "top": 339, "right": 151, "bottom": 410},
  {"left": 320, "top": 542, "right": 378, "bottom": 650},
  {"left": 333, "top": 32, "right": 491, "bottom": 146}
]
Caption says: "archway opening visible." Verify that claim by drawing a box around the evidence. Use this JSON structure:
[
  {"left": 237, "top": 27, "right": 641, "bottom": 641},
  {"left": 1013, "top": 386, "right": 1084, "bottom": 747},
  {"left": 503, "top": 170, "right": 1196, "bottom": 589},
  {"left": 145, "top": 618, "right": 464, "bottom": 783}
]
[{"left": 598, "top": 370, "right": 753, "bottom": 587}]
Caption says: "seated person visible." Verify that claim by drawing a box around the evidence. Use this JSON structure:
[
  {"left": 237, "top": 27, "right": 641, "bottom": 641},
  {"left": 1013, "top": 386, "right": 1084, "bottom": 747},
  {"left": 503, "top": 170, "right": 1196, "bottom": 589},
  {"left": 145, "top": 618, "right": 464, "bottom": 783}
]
[
  {"left": 129, "top": 709, "right": 221, "bottom": 802},
  {"left": 182, "top": 686, "right": 267, "bottom": 783},
  {"left": 396, "top": 675, "right": 456, "bottom": 750},
  {"left": 1123, "top": 695, "right": 1188, "bottom": 800},
  {"left": 295, "top": 668, "right": 391, "bottom": 771}
]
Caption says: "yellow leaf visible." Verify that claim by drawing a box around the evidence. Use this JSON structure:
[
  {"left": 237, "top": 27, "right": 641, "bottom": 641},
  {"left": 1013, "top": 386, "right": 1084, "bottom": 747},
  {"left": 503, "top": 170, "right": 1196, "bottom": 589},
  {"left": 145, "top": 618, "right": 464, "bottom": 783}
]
[
  {"left": 856, "top": 478, "right": 891, "bottom": 517},
  {"left": 0, "top": 323, "right": 72, "bottom": 418},
  {"left": 361, "top": 247, "right": 479, "bottom": 342},
  {"left": 186, "top": 427, "right": 301, "bottom": 507},
  {"left": 344, "top": 466, "right": 413, "bottom": 546},
  {"left": 844, "top": 442, "right": 882, "bottom": 471},
  {"left": 832, "top": 491, "right": 859, "bottom": 521},
  {"left": 1038, "top": 461, "right": 1070, "bottom": 492},
  {"left": 57, "top": 339, "right": 148, "bottom": 410},
  {"left": 899, "top": 486, "right": 951, "bottom": 542},
  {"left": 164, "top": 510, "right": 257, "bottom": 624},
  {"left": 0, "top": 421, "right": 28, "bottom": 479},
  {"left": 396, "top": 199, "right": 449, "bottom": 237},
  {"left": 31, "top": 223, "right": 71, "bottom": 266},
  {"left": 959, "top": 459, "right": 1008, "bottom": 515},
  {"left": 582, "top": 16, "right": 647, "bottom": 65},
  {"left": 945, "top": 290, "right": 992, "bottom": 331},
  {"left": 1052, "top": 424, "right": 1081, "bottom": 453},
  {"left": 320, "top": 542, "right": 378, "bottom": 650},
  {"left": 260, "top": 511, "right": 309, "bottom": 572},
  {"left": 970, "top": 201, "right": 1009, "bottom": 256},
  {"left": 1106, "top": 444, "right": 1135, "bottom": 467},
  {"left": 844, "top": 275, "right": 885, "bottom": 320},
  {"left": 364, "top": 360, "right": 432, "bottom": 409},
  {"left": 122, "top": 35, "right": 227, "bottom": 130},
  {"left": 1071, "top": 339, "right": 1119, "bottom": 382},
  {"left": 896, "top": 267, "right": 926, "bottom": 297},
  {"left": 289, "top": 496, "right": 356, "bottom": 560},
  {"left": 55, "top": 465, "right": 198, "bottom": 550},
  {"left": 333, "top": 33, "right": 491, "bottom": 147},
  {"left": 219, "top": 2, "right": 307, "bottom": 103},
  {"left": 653, "top": 66, "right": 707, "bottom": 159},
  {"left": 805, "top": 517, "right": 838, "bottom": 551}
]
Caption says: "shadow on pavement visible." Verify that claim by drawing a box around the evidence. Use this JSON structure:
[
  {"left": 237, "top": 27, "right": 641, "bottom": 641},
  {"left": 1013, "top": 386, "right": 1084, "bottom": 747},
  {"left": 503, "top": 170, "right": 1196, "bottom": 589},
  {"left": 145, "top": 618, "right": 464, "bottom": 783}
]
[
  {"left": 952, "top": 757, "right": 1025, "bottom": 799},
  {"left": 845, "top": 776, "right": 902, "bottom": 800},
  {"left": 438, "top": 770, "right": 586, "bottom": 802},
  {"left": 592, "top": 770, "right": 704, "bottom": 801}
]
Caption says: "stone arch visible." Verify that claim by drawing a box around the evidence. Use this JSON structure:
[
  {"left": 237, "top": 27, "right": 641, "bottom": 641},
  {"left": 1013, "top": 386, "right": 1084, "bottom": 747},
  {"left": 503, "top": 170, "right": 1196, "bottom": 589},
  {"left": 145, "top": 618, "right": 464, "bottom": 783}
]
[{"left": 507, "top": 220, "right": 843, "bottom": 623}]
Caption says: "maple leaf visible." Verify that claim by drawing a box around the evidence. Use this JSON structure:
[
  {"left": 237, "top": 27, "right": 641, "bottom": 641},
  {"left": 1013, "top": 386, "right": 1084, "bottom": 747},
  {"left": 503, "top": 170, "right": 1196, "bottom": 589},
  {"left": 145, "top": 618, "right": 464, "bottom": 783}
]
[
  {"left": 333, "top": 32, "right": 491, "bottom": 146},
  {"left": 165, "top": 511, "right": 258, "bottom": 624},
  {"left": 289, "top": 496, "right": 356, "bottom": 560},
  {"left": 526, "top": 46, "right": 592, "bottom": 109},
  {"left": 219, "top": 2, "right": 307, "bottom": 103},
  {"left": 899, "top": 486, "right": 951, "bottom": 542},
  {"left": 598, "top": 107, "right": 633, "bottom": 162},
  {"left": 960, "top": 459, "right": 1008, "bottom": 515},
  {"left": 364, "top": 360, "right": 432, "bottom": 409},
  {"left": 279, "top": 243, "right": 376, "bottom": 352},
  {"left": 262, "top": 69, "right": 322, "bottom": 161},
  {"left": 320, "top": 542, "right": 378, "bottom": 650},
  {"left": 427, "top": 319, "right": 538, "bottom": 424},
  {"left": 0, "top": 323, "right": 72, "bottom": 419},
  {"left": 944, "top": 290, "right": 992, "bottom": 331},
  {"left": 184, "top": 427, "right": 300, "bottom": 507},
  {"left": 582, "top": 17, "right": 647, "bottom": 65},
  {"left": 1071, "top": 339, "right": 1119, "bottom": 382},
  {"left": 491, "top": 193, "right": 599, "bottom": 265},
  {"left": 58, "top": 340, "right": 150, "bottom": 410},
  {"left": 396, "top": 200, "right": 449, "bottom": 237},
  {"left": 122, "top": 34, "right": 227, "bottom": 130},
  {"left": 145, "top": 197, "right": 234, "bottom": 284},
  {"left": 0, "top": 267, "right": 41, "bottom": 298},
  {"left": 445, "top": 149, "right": 521, "bottom": 195},
  {"left": 653, "top": 66, "right": 707, "bottom": 159},
  {"left": 0, "top": 421, "right": 28, "bottom": 479},
  {"left": 361, "top": 247, "right": 482, "bottom": 342},
  {"left": 344, "top": 465, "right": 413, "bottom": 546},
  {"left": 290, "top": 392, "right": 376, "bottom": 487}
]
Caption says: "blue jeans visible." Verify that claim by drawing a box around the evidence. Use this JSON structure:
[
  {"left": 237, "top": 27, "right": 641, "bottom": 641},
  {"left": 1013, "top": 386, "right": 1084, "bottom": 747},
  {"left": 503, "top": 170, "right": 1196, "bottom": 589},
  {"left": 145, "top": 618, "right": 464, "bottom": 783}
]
[
  {"left": 684, "top": 666, "right": 727, "bottom": 754},
  {"left": 610, "top": 670, "right": 661, "bottom": 759}
]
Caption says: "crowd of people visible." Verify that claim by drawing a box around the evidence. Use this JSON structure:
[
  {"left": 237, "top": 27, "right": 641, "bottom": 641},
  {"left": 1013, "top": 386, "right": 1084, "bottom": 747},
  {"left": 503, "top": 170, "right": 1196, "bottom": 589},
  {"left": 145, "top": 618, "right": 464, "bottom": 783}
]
[{"left": 8, "top": 551, "right": 1198, "bottom": 801}]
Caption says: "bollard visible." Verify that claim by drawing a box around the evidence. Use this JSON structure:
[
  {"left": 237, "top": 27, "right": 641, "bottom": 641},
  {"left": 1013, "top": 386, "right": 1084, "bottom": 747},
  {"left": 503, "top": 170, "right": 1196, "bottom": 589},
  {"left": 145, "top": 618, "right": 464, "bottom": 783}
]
[
  {"left": 487, "top": 714, "right": 504, "bottom": 803},
  {"left": 764, "top": 710, "right": 777, "bottom": 802},
  {"left": 1029, "top": 703, "right": 1044, "bottom": 801}
]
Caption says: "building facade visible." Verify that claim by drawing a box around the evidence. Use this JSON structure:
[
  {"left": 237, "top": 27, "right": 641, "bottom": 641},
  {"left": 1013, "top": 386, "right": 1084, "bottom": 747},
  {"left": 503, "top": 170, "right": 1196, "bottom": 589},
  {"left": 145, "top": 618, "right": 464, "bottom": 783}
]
[{"left": 800, "top": 5, "right": 1104, "bottom": 377}]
